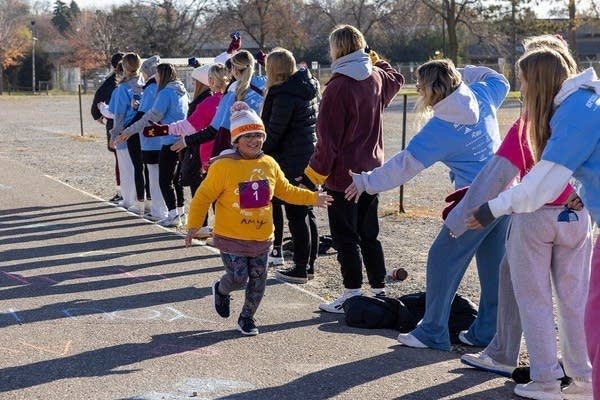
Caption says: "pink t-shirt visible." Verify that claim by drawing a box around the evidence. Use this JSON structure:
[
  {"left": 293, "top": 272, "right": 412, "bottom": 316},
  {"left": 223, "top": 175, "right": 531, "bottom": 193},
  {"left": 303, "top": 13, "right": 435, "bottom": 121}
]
[{"left": 496, "top": 118, "right": 572, "bottom": 205}]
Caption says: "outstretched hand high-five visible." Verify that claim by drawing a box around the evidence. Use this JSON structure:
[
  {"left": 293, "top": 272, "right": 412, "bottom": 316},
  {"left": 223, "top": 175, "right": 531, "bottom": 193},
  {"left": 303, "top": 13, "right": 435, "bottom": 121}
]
[{"left": 344, "top": 170, "right": 361, "bottom": 203}]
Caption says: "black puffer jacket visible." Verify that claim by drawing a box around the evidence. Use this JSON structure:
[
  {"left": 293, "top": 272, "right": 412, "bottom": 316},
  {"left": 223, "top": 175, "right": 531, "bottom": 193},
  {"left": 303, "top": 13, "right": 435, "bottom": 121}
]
[{"left": 261, "top": 68, "right": 319, "bottom": 180}]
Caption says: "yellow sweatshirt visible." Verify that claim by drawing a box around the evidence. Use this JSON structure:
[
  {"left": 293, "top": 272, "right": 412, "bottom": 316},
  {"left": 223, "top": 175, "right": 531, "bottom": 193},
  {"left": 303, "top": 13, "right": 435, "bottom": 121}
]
[{"left": 188, "top": 154, "right": 318, "bottom": 242}]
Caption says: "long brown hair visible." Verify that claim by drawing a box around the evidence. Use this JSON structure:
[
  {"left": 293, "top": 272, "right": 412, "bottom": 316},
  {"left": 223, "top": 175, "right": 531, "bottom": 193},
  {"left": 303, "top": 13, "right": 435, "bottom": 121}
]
[
  {"left": 329, "top": 24, "right": 366, "bottom": 61},
  {"left": 156, "top": 63, "right": 177, "bottom": 91},
  {"left": 518, "top": 49, "right": 571, "bottom": 161}
]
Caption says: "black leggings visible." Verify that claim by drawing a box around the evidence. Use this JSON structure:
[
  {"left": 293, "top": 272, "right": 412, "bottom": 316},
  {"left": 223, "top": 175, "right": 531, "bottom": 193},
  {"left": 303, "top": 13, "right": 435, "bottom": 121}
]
[
  {"left": 127, "top": 134, "right": 145, "bottom": 201},
  {"left": 158, "top": 145, "right": 185, "bottom": 211}
]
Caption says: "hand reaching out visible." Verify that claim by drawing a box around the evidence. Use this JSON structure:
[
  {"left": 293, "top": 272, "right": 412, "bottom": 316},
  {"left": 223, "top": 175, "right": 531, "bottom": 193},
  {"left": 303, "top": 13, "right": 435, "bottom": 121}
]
[
  {"left": 316, "top": 191, "right": 333, "bottom": 208},
  {"left": 185, "top": 228, "right": 199, "bottom": 247},
  {"left": 565, "top": 191, "right": 583, "bottom": 211},
  {"left": 344, "top": 169, "right": 362, "bottom": 203},
  {"left": 170, "top": 137, "right": 187, "bottom": 152}
]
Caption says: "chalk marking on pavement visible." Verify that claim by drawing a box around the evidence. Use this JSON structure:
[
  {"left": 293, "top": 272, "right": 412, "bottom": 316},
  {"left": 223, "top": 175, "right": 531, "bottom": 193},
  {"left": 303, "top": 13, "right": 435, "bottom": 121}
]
[
  {"left": 0, "top": 183, "right": 11, "bottom": 189},
  {"left": 41, "top": 174, "right": 329, "bottom": 304},
  {"left": 1, "top": 271, "right": 30, "bottom": 285},
  {"left": 6, "top": 308, "right": 23, "bottom": 322},
  {"left": 131, "top": 377, "right": 255, "bottom": 399},
  {"left": 19, "top": 339, "right": 72, "bottom": 356}
]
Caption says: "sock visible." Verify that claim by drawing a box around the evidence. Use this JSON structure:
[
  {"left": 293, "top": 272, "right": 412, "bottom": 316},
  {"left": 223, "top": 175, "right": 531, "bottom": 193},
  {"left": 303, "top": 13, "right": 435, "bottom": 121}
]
[{"left": 177, "top": 206, "right": 185, "bottom": 216}]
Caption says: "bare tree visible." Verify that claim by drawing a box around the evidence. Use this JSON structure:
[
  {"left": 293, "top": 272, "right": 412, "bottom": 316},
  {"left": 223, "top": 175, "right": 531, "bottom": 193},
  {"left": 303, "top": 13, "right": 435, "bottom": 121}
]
[
  {"left": 420, "top": 0, "right": 482, "bottom": 63},
  {"left": 0, "top": 0, "right": 31, "bottom": 94}
]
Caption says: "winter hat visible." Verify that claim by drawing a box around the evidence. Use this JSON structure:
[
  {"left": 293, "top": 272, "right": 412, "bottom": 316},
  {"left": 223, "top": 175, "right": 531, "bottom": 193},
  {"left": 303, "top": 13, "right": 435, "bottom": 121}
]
[
  {"left": 141, "top": 55, "right": 160, "bottom": 77},
  {"left": 229, "top": 101, "right": 265, "bottom": 144},
  {"left": 191, "top": 64, "right": 211, "bottom": 86}
]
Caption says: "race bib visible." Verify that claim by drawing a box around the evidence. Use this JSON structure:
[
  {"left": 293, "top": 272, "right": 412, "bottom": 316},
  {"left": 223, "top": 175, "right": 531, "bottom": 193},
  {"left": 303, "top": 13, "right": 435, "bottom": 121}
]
[{"left": 239, "top": 180, "right": 270, "bottom": 209}]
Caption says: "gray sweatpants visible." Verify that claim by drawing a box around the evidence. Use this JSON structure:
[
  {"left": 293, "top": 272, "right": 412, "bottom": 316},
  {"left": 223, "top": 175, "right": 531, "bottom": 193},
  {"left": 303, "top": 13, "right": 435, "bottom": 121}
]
[
  {"left": 484, "top": 253, "right": 522, "bottom": 366},
  {"left": 506, "top": 205, "right": 592, "bottom": 382}
]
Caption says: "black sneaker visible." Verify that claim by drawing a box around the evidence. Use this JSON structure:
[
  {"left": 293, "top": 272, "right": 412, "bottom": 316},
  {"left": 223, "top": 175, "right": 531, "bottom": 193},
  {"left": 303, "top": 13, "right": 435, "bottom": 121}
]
[
  {"left": 237, "top": 316, "right": 259, "bottom": 336},
  {"left": 212, "top": 280, "right": 230, "bottom": 318},
  {"left": 109, "top": 192, "right": 123, "bottom": 203},
  {"left": 307, "top": 265, "right": 314, "bottom": 280},
  {"left": 274, "top": 264, "right": 308, "bottom": 284}
]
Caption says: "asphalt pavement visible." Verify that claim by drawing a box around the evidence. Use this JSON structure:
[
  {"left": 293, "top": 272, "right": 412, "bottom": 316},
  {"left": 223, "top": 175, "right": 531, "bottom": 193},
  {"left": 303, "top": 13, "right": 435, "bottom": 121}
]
[{"left": 0, "top": 157, "right": 515, "bottom": 399}]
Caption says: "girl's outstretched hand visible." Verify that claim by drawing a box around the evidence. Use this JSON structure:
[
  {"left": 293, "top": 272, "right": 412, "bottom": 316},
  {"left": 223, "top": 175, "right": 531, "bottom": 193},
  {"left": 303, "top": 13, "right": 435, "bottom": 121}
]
[
  {"left": 565, "top": 191, "right": 583, "bottom": 211},
  {"left": 344, "top": 169, "right": 361, "bottom": 203},
  {"left": 185, "top": 228, "right": 199, "bottom": 247},
  {"left": 316, "top": 191, "right": 333, "bottom": 208}
]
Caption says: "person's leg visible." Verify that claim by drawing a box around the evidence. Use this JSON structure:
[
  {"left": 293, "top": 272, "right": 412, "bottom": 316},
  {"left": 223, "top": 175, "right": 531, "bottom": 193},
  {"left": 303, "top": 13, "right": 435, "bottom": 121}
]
[
  {"left": 115, "top": 147, "right": 136, "bottom": 207},
  {"left": 552, "top": 208, "right": 592, "bottom": 380},
  {"left": 410, "top": 219, "right": 503, "bottom": 351},
  {"left": 174, "top": 150, "right": 185, "bottom": 213},
  {"left": 146, "top": 163, "right": 168, "bottom": 220},
  {"left": 285, "top": 203, "right": 311, "bottom": 267},
  {"left": 126, "top": 134, "right": 145, "bottom": 201},
  {"left": 585, "top": 237, "right": 600, "bottom": 399},
  {"left": 508, "top": 209, "right": 563, "bottom": 382},
  {"left": 307, "top": 208, "right": 318, "bottom": 274},
  {"left": 463, "top": 215, "right": 509, "bottom": 346},
  {"left": 144, "top": 163, "right": 151, "bottom": 200},
  {"left": 218, "top": 252, "right": 250, "bottom": 294},
  {"left": 241, "top": 252, "right": 269, "bottom": 318},
  {"left": 483, "top": 254, "right": 522, "bottom": 365},
  {"left": 357, "top": 193, "right": 386, "bottom": 291},
  {"left": 327, "top": 190, "right": 362, "bottom": 290},
  {"left": 271, "top": 199, "right": 284, "bottom": 251},
  {"left": 158, "top": 145, "right": 177, "bottom": 212}
]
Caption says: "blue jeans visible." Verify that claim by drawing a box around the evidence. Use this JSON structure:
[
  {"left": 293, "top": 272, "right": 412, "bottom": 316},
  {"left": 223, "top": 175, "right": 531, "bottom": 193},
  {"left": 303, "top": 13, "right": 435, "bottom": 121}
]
[{"left": 411, "top": 216, "right": 509, "bottom": 351}]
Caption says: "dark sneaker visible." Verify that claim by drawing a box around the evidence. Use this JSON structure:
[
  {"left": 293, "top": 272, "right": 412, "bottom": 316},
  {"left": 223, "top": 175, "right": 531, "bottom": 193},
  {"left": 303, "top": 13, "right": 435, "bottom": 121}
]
[
  {"left": 109, "top": 192, "right": 123, "bottom": 203},
  {"left": 275, "top": 264, "right": 308, "bottom": 284},
  {"left": 237, "top": 316, "right": 259, "bottom": 336},
  {"left": 307, "top": 265, "right": 314, "bottom": 280},
  {"left": 212, "top": 280, "right": 230, "bottom": 318},
  {"left": 268, "top": 246, "right": 284, "bottom": 266}
]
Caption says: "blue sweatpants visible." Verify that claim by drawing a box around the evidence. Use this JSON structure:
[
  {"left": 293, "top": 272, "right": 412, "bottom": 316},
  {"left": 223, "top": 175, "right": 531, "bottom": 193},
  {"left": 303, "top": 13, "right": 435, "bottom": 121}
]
[{"left": 411, "top": 216, "right": 509, "bottom": 351}]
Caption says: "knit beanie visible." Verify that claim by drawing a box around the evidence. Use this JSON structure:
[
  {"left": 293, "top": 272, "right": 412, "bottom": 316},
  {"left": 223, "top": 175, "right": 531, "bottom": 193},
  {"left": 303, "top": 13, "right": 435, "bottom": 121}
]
[
  {"left": 229, "top": 101, "right": 265, "bottom": 144},
  {"left": 191, "top": 64, "right": 211, "bottom": 86},
  {"left": 141, "top": 55, "right": 160, "bottom": 77}
]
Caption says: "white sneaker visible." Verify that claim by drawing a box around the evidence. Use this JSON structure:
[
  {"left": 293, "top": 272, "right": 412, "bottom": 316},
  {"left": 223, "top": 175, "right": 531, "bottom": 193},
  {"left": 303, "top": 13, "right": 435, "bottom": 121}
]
[
  {"left": 127, "top": 201, "right": 145, "bottom": 215},
  {"left": 562, "top": 377, "right": 593, "bottom": 400},
  {"left": 514, "top": 380, "right": 561, "bottom": 400},
  {"left": 195, "top": 226, "right": 213, "bottom": 239},
  {"left": 458, "top": 330, "right": 475, "bottom": 346},
  {"left": 157, "top": 214, "right": 183, "bottom": 227},
  {"left": 460, "top": 351, "right": 515, "bottom": 377},
  {"left": 143, "top": 212, "right": 162, "bottom": 222},
  {"left": 117, "top": 200, "right": 131, "bottom": 208},
  {"left": 397, "top": 333, "right": 428, "bottom": 348},
  {"left": 319, "top": 291, "right": 361, "bottom": 314}
]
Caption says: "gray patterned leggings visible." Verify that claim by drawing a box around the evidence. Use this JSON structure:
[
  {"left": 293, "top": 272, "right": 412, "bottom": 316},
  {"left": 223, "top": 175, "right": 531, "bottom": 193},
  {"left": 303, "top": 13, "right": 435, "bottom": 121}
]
[{"left": 218, "top": 251, "right": 269, "bottom": 318}]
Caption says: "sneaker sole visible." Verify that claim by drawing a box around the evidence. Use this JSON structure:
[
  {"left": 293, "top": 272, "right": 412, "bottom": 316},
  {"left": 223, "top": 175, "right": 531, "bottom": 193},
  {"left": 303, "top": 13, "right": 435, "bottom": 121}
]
[
  {"left": 274, "top": 271, "right": 307, "bottom": 284},
  {"left": 514, "top": 386, "right": 561, "bottom": 400},
  {"left": 318, "top": 304, "right": 345, "bottom": 314},
  {"left": 236, "top": 323, "right": 259, "bottom": 336},
  {"left": 460, "top": 357, "right": 514, "bottom": 377},
  {"left": 212, "top": 281, "right": 229, "bottom": 318}
]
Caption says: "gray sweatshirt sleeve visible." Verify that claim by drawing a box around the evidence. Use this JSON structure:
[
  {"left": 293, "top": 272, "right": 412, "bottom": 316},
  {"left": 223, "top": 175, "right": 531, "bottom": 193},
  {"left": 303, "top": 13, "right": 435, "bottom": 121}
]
[
  {"left": 126, "top": 108, "right": 165, "bottom": 135},
  {"left": 352, "top": 149, "right": 425, "bottom": 195},
  {"left": 444, "top": 155, "right": 519, "bottom": 237}
]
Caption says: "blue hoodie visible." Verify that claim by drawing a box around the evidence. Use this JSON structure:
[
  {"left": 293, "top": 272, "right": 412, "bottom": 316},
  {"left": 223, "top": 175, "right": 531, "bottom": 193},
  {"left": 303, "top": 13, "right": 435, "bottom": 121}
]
[
  {"left": 126, "top": 80, "right": 189, "bottom": 147},
  {"left": 138, "top": 80, "right": 161, "bottom": 151},
  {"left": 352, "top": 66, "right": 509, "bottom": 194},
  {"left": 108, "top": 76, "right": 143, "bottom": 150}
]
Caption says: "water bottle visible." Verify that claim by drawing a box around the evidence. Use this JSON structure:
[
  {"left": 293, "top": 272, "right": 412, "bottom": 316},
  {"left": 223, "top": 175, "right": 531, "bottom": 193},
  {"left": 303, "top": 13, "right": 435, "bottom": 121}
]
[{"left": 388, "top": 267, "right": 408, "bottom": 281}]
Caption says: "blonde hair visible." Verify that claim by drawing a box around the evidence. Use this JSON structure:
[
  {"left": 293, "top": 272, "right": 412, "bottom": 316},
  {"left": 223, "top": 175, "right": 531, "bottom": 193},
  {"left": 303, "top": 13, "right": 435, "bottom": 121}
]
[
  {"left": 415, "top": 59, "right": 462, "bottom": 114},
  {"left": 329, "top": 25, "right": 366, "bottom": 61},
  {"left": 518, "top": 49, "right": 571, "bottom": 162},
  {"left": 208, "top": 63, "right": 229, "bottom": 93},
  {"left": 156, "top": 63, "right": 177, "bottom": 91},
  {"left": 266, "top": 47, "right": 296, "bottom": 90},
  {"left": 119, "top": 52, "right": 141, "bottom": 82},
  {"left": 230, "top": 50, "right": 256, "bottom": 101}
]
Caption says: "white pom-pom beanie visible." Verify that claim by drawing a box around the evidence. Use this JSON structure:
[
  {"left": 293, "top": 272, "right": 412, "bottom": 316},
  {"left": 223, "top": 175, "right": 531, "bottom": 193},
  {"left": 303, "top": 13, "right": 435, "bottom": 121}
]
[
  {"left": 229, "top": 101, "right": 265, "bottom": 144},
  {"left": 191, "top": 64, "right": 211, "bottom": 86}
]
